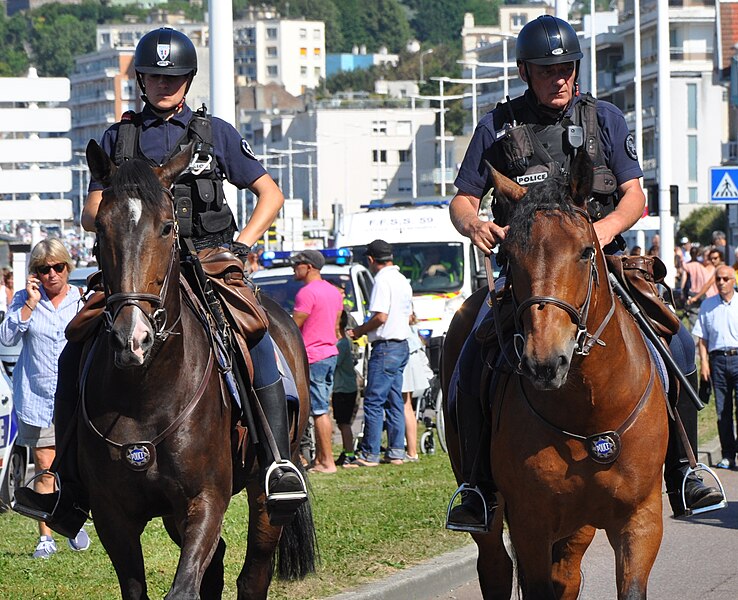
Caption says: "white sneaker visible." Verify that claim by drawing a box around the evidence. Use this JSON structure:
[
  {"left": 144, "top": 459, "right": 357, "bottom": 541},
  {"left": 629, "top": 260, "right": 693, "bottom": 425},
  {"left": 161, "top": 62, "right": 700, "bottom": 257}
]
[
  {"left": 67, "top": 527, "right": 91, "bottom": 552},
  {"left": 33, "top": 536, "right": 57, "bottom": 559}
]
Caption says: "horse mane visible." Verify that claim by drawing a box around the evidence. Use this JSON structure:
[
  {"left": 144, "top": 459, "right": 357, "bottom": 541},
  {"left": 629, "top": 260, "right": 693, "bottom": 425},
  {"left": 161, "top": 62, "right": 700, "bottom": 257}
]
[
  {"left": 502, "top": 174, "right": 578, "bottom": 252},
  {"left": 111, "top": 158, "right": 168, "bottom": 211}
]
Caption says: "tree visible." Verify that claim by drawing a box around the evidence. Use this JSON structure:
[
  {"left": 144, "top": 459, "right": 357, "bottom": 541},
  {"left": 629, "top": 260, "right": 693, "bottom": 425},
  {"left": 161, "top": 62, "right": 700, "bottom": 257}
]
[
  {"left": 30, "top": 13, "right": 96, "bottom": 77},
  {"left": 0, "top": 13, "right": 30, "bottom": 77},
  {"left": 677, "top": 206, "right": 728, "bottom": 248}
]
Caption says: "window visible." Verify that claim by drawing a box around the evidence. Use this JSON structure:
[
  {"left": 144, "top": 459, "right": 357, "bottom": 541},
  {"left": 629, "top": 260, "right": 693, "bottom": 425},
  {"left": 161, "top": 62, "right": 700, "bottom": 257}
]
[
  {"left": 271, "top": 124, "right": 282, "bottom": 142},
  {"left": 687, "top": 83, "right": 697, "bottom": 129},
  {"left": 399, "top": 149, "right": 412, "bottom": 163},
  {"left": 372, "top": 150, "right": 387, "bottom": 163},
  {"left": 372, "top": 178, "right": 389, "bottom": 196},
  {"left": 511, "top": 14, "right": 527, "bottom": 29},
  {"left": 689, "top": 187, "right": 698, "bottom": 204},
  {"left": 688, "top": 135, "right": 697, "bottom": 182},
  {"left": 398, "top": 178, "right": 412, "bottom": 192},
  {"left": 314, "top": 48, "right": 322, "bottom": 57},
  {"left": 314, "top": 67, "right": 321, "bottom": 78},
  {"left": 300, "top": 28, "right": 307, "bottom": 38},
  {"left": 301, "top": 66, "right": 308, "bottom": 76},
  {"left": 267, "top": 28, "right": 277, "bottom": 40},
  {"left": 300, "top": 47, "right": 307, "bottom": 57},
  {"left": 267, "top": 46, "right": 277, "bottom": 58},
  {"left": 372, "top": 120, "right": 387, "bottom": 135},
  {"left": 267, "top": 65, "right": 278, "bottom": 76},
  {"left": 313, "top": 29, "right": 321, "bottom": 40}
]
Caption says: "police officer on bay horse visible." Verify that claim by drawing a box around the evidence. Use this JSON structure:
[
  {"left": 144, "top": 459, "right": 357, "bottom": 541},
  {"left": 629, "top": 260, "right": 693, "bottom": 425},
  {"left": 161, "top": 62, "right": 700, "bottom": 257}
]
[
  {"left": 446, "top": 15, "right": 724, "bottom": 532},
  {"left": 13, "top": 27, "right": 307, "bottom": 533}
]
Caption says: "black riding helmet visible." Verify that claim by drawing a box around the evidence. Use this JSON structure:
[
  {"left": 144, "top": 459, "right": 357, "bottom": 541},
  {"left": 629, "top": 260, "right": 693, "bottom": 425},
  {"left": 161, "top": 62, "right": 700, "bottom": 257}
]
[
  {"left": 516, "top": 15, "right": 583, "bottom": 65},
  {"left": 134, "top": 28, "right": 197, "bottom": 101}
]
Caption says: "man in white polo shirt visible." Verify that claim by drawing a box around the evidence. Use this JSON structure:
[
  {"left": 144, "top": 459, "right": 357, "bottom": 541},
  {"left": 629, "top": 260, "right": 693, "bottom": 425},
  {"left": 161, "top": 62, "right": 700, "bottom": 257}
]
[
  {"left": 346, "top": 239, "right": 413, "bottom": 467},
  {"left": 694, "top": 264, "right": 738, "bottom": 470}
]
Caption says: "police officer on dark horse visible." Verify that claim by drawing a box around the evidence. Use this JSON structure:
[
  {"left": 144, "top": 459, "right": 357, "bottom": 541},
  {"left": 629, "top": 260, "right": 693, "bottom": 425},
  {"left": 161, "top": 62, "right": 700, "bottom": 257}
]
[
  {"left": 14, "top": 27, "right": 307, "bottom": 534},
  {"left": 446, "top": 15, "right": 725, "bottom": 533}
]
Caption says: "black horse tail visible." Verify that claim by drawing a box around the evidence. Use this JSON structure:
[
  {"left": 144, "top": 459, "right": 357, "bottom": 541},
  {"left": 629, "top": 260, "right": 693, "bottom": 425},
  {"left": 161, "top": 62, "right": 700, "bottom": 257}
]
[{"left": 276, "top": 478, "right": 319, "bottom": 580}]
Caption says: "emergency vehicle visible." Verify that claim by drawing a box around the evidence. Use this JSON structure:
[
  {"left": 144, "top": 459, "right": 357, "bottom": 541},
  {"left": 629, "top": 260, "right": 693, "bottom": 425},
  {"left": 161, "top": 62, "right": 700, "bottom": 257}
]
[
  {"left": 0, "top": 367, "right": 27, "bottom": 512},
  {"left": 334, "top": 199, "right": 490, "bottom": 337}
]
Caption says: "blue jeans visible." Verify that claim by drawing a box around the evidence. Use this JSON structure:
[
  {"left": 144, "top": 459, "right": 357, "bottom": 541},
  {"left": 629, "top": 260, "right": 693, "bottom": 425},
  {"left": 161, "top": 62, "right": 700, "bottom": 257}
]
[
  {"left": 709, "top": 354, "right": 738, "bottom": 461},
  {"left": 249, "top": 331, "right": 280, "bottom": 389},
  {"left": 358, "top": 339, "right": 409, "bottom": 462},
  {"left": 309, "top": 355, "right": 337, "bottom": 416}
]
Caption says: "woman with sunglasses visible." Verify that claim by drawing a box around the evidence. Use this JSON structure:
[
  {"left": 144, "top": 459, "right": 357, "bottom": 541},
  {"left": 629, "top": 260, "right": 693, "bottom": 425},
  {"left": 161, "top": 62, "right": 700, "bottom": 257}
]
[{"left": 0, "top": 239, "right": 90, "bottom": 558}]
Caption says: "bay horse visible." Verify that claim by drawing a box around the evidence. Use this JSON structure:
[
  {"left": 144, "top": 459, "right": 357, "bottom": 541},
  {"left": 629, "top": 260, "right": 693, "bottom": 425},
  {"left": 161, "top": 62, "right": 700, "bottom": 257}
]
[
  {"left": 443, "top": 150, "right": 669, "bottom": 599},
  {"left": 79, "top": 140, "right": 316, "bottom": 599}
]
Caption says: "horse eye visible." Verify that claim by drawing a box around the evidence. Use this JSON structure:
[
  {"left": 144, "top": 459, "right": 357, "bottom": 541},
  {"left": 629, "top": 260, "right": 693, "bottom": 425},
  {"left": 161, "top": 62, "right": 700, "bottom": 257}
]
[
  {"left": 161, "top": 222, "right": 174, "bottom": 237},
  {"left": 581, "top": 247, "right": 595, "bottom": 260}
]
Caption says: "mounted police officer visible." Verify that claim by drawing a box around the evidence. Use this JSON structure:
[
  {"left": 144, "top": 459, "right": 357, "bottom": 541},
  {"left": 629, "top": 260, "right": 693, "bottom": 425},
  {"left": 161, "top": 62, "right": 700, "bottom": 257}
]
[
  {"left": 445, "top": 15, "right": 724, "bottom": 532},
  {"left": 14, "top": 27, "right": 307, "bottom": 533}
]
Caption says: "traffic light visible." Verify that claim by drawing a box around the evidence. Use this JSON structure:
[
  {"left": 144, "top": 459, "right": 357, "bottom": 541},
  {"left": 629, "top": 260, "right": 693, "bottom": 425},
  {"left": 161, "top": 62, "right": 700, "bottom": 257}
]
[{"left": 646, "top": 185, "right": 679, "bottom": 215}]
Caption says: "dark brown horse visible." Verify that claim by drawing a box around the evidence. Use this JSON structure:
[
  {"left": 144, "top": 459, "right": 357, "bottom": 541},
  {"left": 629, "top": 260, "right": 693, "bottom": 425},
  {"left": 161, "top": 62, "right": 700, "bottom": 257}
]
[
  {"left": 80, "top": 140, "right": 316, "bottom": 600},
  {"left": 443, "top": 151, "right": 668, "bottom": 599}
]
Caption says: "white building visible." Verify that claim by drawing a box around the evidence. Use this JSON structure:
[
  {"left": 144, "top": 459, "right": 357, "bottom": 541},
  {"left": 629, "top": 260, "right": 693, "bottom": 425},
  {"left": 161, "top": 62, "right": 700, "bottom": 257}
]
[{"left": 246, "top": 102, "right": 437, "bottom": 225}]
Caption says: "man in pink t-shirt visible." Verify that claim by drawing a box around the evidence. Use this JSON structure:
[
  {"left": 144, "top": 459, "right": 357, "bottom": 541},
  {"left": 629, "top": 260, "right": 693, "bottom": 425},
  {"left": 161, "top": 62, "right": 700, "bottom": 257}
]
[{"left": 292, "top": 249, "right": 344, "bottom": 473}]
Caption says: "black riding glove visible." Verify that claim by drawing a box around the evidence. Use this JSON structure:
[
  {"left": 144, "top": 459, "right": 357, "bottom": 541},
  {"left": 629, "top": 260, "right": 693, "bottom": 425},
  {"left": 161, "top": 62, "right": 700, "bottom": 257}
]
[{"left": 230, "top": 241, "right": 251, "bottom": 264}]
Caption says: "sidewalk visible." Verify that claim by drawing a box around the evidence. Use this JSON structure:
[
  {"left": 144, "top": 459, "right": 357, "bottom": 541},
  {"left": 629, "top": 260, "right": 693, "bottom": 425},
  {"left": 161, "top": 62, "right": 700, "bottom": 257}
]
[{"left": 325, "top": 436, "right": 724, "bottom": 600}]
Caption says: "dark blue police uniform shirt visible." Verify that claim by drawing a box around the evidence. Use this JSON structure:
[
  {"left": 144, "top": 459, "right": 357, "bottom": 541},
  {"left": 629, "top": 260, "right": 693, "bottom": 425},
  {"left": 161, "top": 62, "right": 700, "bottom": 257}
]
[
  {"left": 454, "top": 94, "right": 643, "bottom": 199},
  {"left": 88, "top": 103, "right": 267, "bottom": 192}
]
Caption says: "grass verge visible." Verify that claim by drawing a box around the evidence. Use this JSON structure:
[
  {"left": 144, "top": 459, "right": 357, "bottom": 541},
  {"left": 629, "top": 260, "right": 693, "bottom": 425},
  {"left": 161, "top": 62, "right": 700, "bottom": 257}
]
[{"left": 0, "top": 451, "right": 468, "bottom": 599}]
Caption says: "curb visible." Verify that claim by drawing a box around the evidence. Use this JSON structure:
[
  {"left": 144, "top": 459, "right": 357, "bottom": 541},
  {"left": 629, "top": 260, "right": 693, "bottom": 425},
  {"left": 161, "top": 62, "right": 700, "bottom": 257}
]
[
  {"left": 325, "top": 544, "right": 478, "bottom": 600},
  {"left": 698, "top": 435, "right": 721, "bottom": 466}
]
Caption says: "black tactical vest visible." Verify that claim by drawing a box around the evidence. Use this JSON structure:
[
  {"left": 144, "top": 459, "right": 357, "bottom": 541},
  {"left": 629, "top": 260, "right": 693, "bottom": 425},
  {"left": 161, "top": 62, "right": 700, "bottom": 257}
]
[
  {"left": 114, "top": 105, "right": 237, "bottom": 246},
  {"left": 490, "top": 93, "right": 618, "bottom": 222}
]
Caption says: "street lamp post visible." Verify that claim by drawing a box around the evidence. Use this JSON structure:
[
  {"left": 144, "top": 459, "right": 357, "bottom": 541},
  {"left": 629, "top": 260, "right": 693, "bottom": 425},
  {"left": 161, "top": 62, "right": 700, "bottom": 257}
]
[{"left": 419, "top": 48, "right": 434, "bottom": 83}]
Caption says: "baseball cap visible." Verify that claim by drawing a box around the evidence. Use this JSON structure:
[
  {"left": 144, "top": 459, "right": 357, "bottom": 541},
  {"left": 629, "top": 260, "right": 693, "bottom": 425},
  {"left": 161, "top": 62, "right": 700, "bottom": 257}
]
[
  {"left": 679, "top": 236, "right": 689, "bottom": 244},
  {"left": 290, "top": 249, "right": 325, "bottom": 270},
  {"left": 364, "top": 239, "right": 393, "bottom": 260}
]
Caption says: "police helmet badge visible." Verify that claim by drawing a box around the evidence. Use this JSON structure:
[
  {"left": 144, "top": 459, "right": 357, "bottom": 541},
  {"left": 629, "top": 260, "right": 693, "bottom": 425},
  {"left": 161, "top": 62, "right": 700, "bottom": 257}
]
[
  {"left": 625, "top": 134, "right": 638, "bottom": 161},
  {"left": 241, "top": 139, "right": 256, "bottom": 159},
  {"left": 156, "top": 43, "right": 171, "bottom": 66},
  {"left": 586, "top": 431, "right": 621, "bottom": 464}
]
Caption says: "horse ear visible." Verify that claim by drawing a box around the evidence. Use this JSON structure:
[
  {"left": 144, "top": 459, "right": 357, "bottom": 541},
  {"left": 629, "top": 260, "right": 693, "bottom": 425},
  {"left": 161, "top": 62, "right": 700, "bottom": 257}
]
[
  {"left": 155, "top": 142, "right": 194, "bottom": 190},
  {"left": 488, "top": 160, "right": 526, "bottom": 203},
  {"left": 569, "top": 150, "right": 594, "bottom": 207},
  {"left": 86, "top": 139, "right": 116, "bottom": 187}
]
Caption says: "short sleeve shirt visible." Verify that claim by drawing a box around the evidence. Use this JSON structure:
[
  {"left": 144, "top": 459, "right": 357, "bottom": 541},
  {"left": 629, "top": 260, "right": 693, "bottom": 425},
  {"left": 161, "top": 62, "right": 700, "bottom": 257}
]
[
  {"left": 692, "top": 293, "right": 738, "bottom": 352},
  {"left": 88, "top": 104, "right": 267, "bottom": 192},
  {"left": 454, "top": 94, "right": 643, "bottom": 199},
  {"left": 367, "top": 265, "right": 413, "bottom": 343},
  {"left": 294, "top": 278, "right": 343, "bottom": 364}
]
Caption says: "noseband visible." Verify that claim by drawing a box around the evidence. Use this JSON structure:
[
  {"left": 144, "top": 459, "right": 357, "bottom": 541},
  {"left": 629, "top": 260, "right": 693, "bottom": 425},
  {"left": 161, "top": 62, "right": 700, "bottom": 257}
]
[
  {"left": 102, "top": 187, "right": 181, "bottom": 343},
  {"left": 512, "top": 205, "right": 615, "bottom": 358}
]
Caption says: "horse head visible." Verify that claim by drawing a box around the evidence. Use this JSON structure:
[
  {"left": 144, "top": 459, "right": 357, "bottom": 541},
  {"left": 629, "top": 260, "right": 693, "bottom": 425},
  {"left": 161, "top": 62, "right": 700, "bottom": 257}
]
[
  {"left": 86, "top": 139, "right": 193, "bottom": 369},
  {"left": 495, "top": 150, "right": 601, "bottom": 390}
]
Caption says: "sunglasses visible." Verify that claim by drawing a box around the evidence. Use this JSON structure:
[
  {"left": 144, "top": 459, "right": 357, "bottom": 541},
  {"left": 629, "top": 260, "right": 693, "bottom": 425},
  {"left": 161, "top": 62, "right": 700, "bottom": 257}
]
[
  {"left": 716, "top": 276, "right": 734, "bottom": 282},
  {"left": 37, "top": 263, "right": 66, "bottom": 275}
]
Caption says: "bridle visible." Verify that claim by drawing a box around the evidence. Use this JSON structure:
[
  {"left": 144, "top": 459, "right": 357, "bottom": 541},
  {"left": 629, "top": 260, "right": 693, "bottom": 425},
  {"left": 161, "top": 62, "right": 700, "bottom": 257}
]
[
  {"left": 102, "top": 186, "right": 181, "bottom": 344},
  {"left": 511, "top": 204, "right": 616, "bottom": 359}
]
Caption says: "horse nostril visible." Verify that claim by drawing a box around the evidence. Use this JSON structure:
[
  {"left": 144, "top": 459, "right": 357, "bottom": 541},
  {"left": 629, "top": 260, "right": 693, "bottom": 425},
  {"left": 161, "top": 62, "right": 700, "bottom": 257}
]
[{"left": 110, "top": 329, "right": 127, "bottom": 351}]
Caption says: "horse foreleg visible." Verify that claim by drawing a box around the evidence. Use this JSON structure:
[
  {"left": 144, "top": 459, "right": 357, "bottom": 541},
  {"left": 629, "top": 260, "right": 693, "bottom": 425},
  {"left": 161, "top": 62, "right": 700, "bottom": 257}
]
[
  {"left": 606, "top": 491, "right": 663, "bottom": 600},
  {"left": 166, "top": 494, "right": 230, "bottom": 600},
  {"left": 235, "top": 482, "right": 281, "bottom": 600},
  {"left": 92, "top": 504, "right": 150, "bottom": 600},
  {"left": 163, "top": 515, "right": 226, "bottom": 600},
  {"left": 471, "top": 504, "right": 513, "bottom": 600},
  {"left": 507, "top": 516, "right": 558, "bottom": 600},
  {"left": 551, "top": 525, "right": 596, "bottom": 600}
]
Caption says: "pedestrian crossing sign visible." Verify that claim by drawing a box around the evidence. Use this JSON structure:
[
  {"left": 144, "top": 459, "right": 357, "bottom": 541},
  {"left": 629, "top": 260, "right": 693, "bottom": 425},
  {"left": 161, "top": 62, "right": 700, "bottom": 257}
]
[{"left": 710, "top": 167, "right": 738, "bottom": 202}]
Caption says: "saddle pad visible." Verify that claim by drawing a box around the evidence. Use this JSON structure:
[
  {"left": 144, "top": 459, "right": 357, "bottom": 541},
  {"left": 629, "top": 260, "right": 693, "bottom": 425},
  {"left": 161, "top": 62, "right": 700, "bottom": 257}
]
[
  {"left": 643, "top": 334, "right": 669, "bottom": 395},
  {"left": 272, "top": 340, "right": 299, "bottom": 406}
]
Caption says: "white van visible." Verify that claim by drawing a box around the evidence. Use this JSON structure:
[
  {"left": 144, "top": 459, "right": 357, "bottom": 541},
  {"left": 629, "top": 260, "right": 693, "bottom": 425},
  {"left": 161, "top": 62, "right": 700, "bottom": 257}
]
[{"left": 335, "top": 199, "right": 488, "bottom": 337}]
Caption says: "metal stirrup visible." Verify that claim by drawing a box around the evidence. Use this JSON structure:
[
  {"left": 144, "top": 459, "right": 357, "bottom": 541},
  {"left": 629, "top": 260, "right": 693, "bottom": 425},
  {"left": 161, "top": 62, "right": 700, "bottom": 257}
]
[
  {"left": 445, "top": 483, "right": 492, "bottom": 533},
  {"left": 679, "top": 463, "right": 728, "bottom": 517},
  {"left": 264, "top": 460, "right": 308, "bottom": 503}
]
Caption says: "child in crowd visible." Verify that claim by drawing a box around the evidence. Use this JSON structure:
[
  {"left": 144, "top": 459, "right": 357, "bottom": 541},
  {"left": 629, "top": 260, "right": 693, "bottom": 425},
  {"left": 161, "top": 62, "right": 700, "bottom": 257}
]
[
  {"left": 402, "top": 313, "right": 434, "bottom": 461},
  {"left": 332, "top": 310, "right": 358, "bottom": 466}
]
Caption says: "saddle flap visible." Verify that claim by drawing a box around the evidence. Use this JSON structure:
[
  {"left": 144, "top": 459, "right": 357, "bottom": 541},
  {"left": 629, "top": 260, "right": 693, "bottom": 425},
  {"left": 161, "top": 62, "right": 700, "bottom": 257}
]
[{"left": 605, "top": 254, "right": 680, "bottom": 337}]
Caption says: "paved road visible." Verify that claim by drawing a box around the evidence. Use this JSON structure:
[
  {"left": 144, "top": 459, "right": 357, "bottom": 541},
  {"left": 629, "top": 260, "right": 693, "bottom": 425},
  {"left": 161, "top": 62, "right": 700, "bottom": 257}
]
[{"left": 435, "top": 467, "right": 738, "bottom": 600}]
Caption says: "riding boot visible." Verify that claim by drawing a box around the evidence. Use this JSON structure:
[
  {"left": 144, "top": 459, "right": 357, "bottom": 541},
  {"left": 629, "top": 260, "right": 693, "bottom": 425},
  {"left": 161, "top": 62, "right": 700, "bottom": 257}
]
[
  {"left": 446, "top": 386, "right": 497, "bottom": 533},
  {"left": 12, "top": 342, "right": 89, "bottom": 538},
  {"left": 664, "top": 371, "right": 724, "bottom": 517},
  {"left": 253, "top": 380, "right": 308, "bottom": 526}
]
